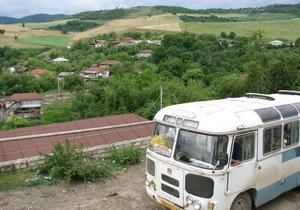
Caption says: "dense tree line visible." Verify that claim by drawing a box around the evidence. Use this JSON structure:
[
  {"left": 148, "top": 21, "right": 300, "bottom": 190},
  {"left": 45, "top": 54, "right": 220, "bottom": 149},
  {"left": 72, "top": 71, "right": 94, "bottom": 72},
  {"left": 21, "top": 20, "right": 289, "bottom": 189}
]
[
  {"left": 72, "top": 8, "right": 127, "bottom": 21},
  {"left": 155, "top": 4, "right": 300, "bottom": 16},
  {"left": 49, "top": 20, "right": 99, "bottom": 33},
  {"left": 179, "top": 15, "right": 238, "bottom": 22}
]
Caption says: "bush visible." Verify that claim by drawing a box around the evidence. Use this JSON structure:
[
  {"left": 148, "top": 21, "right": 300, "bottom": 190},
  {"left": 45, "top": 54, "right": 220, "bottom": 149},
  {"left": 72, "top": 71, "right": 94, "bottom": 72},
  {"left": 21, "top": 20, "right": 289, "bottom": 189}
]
[
  {"left": 38, "top": 141, "right": 141, "bottom": 183},
  {"left": 39, "top": 141, "right": 111, "bottom": 183},
  {"left": 108, "top": 145, "right": 141, "bottom": 166}
]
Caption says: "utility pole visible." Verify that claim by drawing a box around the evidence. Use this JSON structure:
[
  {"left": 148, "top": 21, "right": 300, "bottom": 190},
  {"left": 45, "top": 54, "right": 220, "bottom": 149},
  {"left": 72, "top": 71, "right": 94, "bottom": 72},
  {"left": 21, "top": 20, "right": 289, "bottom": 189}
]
[{"left": 160, "top": 86, "right": 163, "bottom": 110}]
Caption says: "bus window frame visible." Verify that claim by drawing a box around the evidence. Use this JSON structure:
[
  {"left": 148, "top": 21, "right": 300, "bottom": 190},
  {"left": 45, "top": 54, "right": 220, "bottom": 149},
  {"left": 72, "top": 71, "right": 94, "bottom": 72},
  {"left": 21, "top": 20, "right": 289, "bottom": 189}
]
[
  {"left": 262, "top": 125, "right": 282, "bottom": 156},
  {"left": 283, "top": 120, "right": 300, "bottom": 149},
  {"left": 230, "top": 132, "right": 256, "bottom": 166}
]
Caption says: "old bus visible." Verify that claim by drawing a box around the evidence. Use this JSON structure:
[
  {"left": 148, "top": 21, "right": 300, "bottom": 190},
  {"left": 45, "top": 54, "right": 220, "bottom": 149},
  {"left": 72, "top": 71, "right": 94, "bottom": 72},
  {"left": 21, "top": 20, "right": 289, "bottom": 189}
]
[{"left": 145, "top": 91, "right": 300, "bottom": 210}]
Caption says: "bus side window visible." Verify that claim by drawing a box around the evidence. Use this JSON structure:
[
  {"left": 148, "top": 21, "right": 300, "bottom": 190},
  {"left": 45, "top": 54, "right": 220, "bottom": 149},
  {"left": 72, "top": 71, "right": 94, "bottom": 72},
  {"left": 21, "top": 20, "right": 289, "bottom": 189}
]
[
  {"left": 231, "top": 133, "right": 255, "bottom": 165},
  {"left": 284, "top": 121, "right": 299, "bottom": 148},
  {"left": 263, "top": 125, "right": 282, "bottom": 155}
]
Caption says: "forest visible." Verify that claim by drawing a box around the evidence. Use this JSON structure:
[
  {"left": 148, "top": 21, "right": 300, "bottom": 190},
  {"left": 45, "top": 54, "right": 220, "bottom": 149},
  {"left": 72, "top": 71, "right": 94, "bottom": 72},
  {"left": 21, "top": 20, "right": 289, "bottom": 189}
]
[
  {"left": 179, "top": 15, "right": 237, "bottom": 22},
  {"left": 49, "top": 20, "right": 100, "bottom": 33},
  {"left": 1, "top": 31, "right": 300, "bottom": 130}
]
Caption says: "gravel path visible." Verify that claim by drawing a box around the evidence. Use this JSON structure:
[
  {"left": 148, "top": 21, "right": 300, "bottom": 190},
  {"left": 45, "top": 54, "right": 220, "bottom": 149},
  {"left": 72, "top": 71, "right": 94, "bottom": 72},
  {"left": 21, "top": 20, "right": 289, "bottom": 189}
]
[{"left": 0, "top": 160, "right": 300, "bottom": 210}]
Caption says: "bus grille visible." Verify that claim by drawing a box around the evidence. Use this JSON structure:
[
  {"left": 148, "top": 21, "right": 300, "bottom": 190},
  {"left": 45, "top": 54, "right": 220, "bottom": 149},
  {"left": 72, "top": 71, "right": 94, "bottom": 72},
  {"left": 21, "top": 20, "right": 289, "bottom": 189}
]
[
  {"left": 161, "top": 184, "right": 179, "bottom": 198},
  {"left": 162, "top": 174, "right": 179, "bottom": 187}
]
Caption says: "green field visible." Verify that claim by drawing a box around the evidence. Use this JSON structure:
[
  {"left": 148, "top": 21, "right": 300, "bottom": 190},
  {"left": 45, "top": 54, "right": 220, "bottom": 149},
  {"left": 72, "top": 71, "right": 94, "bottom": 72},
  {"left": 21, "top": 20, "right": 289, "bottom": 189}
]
[
  {"left": 24, "top": 19, "right": 76, "bottom": 29},
  {"left": 182, "top": 18, "right": 300, "bottom": 40},
  {"left": 20, "top": 35, "right": 72, "bottom": 47}
]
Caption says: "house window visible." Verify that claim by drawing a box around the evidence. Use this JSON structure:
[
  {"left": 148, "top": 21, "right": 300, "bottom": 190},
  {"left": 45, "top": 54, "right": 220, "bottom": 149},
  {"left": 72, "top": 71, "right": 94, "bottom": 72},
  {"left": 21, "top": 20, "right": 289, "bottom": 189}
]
[
  {"left": 284, "top": 121, "right": 299, "bottom": 148},
  {"left": 263, "top": 125, "right": 282, "bottom": 155},
  {"left": 231, "top": 133, "right": 255, "bottom": 165}
]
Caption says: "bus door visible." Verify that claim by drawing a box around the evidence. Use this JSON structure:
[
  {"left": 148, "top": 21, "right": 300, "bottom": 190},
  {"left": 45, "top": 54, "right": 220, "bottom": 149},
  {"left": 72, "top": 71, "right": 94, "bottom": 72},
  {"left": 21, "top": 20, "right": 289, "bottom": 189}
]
[
  {"left": 255, "top": 126, "right": 282, "bottom": 207},
  {"left": 227, "top": 132, "right": 257, "bottom": 194}
]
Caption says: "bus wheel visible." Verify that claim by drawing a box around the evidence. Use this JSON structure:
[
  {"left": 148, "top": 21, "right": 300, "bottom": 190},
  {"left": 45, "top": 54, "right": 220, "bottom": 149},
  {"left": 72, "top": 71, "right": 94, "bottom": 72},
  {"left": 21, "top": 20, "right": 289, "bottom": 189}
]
[{"left": 230, "top": 192, "right": 252, "bottom": 210}]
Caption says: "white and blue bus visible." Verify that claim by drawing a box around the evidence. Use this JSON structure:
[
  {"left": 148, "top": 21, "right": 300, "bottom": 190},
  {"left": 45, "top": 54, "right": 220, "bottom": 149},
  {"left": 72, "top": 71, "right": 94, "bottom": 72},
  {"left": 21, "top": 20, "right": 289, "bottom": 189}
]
[{"left": 145, "top": 90, "right": 300, "bottom": 210}]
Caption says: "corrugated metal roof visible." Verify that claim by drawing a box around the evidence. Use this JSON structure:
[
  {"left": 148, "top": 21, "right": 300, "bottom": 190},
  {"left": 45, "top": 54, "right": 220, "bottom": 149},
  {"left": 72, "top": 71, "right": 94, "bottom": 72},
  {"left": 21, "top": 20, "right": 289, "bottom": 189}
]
[
  {"left": 0, "top": 113, "right": 154, "bottom": 162},
  {"left": 6, "top": 93, "right": 43, "bottom": 101}
]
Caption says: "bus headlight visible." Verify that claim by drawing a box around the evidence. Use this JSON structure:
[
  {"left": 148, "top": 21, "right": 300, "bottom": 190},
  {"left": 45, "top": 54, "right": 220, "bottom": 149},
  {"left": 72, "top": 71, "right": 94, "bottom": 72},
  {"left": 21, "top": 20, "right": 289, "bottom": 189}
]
[
  {"left": 193, "top": 200, "right": 202, "bottom": 210},
  {"left": 186, "top": 196, "right": 193, "bottom": 205},
  {"left": 145, "top": 180, "right": 150, "bottom": 186}
]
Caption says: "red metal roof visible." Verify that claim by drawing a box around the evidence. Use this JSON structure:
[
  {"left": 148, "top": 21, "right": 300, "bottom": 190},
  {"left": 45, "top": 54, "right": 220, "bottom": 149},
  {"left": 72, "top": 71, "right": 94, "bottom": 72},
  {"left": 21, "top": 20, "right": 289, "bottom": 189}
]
[
  {"left": 100, "top": 60, "right": 121, "bottom": 65},
  {"left": 31, "top": 69, "right": 49, "bottom": 75},
  {"left": 6, "top": 93, "right": 43, "bottom": 102},
  {"left": 0, "top": 113, "right": 154, "bottom": 162},
  {"left": 82, "top": 66, "right": 106, "bottom": 73}
]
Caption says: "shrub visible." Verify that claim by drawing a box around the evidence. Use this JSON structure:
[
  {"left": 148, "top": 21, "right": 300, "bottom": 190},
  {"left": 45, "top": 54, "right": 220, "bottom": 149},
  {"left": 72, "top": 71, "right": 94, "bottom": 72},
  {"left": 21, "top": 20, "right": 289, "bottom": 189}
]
[
  {"left": 108, "top": 145, "right": 141, "bottom": 166},
  {"left": 39, "top": 141, "right": 111, "bottom": 183}
]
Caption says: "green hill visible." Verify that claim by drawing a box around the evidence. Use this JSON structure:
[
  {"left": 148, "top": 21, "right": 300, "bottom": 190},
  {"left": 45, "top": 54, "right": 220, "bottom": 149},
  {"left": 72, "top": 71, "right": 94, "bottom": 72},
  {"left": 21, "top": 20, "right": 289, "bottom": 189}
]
[{"left": 0, "top": 14, "right": 67, "bottom": 24}]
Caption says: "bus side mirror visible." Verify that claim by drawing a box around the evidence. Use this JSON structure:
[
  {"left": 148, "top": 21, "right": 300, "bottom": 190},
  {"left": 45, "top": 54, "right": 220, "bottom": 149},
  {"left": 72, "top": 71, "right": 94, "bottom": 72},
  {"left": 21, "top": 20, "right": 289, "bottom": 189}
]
[{"left": 218, "top": 152, "right": 228, "bottom": 168}]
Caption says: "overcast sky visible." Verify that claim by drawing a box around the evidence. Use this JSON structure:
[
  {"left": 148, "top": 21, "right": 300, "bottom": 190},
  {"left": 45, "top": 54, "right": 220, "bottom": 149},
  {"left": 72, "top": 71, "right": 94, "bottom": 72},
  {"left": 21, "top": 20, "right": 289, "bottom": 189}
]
[{"left": 0, "top": 0, "right": 299, "bottom": 18}]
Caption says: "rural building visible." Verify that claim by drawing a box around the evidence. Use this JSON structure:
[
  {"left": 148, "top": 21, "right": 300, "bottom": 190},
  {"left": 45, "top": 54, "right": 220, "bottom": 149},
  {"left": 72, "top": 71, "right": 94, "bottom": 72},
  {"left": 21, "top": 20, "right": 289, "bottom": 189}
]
[
  {"left": 147, "top": 40, "right": 162, "bottom": 46},
  {"left": 80, "top": 66, "right": 109, "bottom": 81},
  {"left": 52, "top": 57, "right": 69, "bottom": 63},
  {"left": 5, "top": 93, "right": 43, "bottom": 119},
  {"left": 31, "top": 69, "right": 49, "bottom": 76},
  {"left": 0, "top": 113, "right": 154, "bottom": 165},
  {"left": 113, "top": 37, "right": 141, "bottom": 47},
  {"left": 92, "top": 40, "right": 107, "bottom": 48},
  {"left": 270, "top": 40, "right": 284, "bottom": 46},
  {"left": 136, "top": 49, "right": 153, "bottom": 58},
  {"left": 58, "top": 72, "right": 74, "bottom": 81},
  {"left": 15, "top": 66, "right": 28, "bottom": 74},
  {"left": 99, "top": 60, "right": 121, "bottom": 69},
  {"left": 219, "top": 39, "right": 237, "bottom": 47}
]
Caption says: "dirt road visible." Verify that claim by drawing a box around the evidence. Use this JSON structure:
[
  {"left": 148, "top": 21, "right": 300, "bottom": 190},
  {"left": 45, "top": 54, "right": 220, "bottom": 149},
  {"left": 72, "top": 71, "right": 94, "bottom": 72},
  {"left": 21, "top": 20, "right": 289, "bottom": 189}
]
[{"left": 0, "top": 161, "right": 300, "bottom": 210}]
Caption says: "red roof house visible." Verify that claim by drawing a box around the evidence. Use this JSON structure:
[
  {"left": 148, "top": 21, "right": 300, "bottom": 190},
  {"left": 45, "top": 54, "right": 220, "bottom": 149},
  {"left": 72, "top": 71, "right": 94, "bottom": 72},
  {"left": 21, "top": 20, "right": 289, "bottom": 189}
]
[{"left": 31, "top": 69, "right": 49, "bottom": 75}]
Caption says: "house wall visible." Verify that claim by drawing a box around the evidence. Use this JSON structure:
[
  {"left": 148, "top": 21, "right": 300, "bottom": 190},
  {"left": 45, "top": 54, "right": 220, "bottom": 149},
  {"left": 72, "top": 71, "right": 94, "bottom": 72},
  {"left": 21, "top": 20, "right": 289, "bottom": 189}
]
[{"left": 21, "top": 100, "right": 42, "bottom": 108}]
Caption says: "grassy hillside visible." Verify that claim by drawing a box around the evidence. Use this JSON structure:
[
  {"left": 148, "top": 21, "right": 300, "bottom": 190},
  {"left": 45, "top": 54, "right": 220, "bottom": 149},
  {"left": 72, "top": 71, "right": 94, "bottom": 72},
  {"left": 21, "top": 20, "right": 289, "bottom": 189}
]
[
  {"left": 182, "top": 18, "right": 300, "bottom": 40},
  {"left": 1, "top": 4, "right": 300, "bottom": 48}
]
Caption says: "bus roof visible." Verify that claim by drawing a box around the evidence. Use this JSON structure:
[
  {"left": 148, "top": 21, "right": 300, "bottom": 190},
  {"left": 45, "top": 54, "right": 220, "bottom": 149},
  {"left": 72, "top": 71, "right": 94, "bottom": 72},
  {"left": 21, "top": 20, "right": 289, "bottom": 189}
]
[{"left": 154, "top": 93, "right": 300, "bottom": 134}]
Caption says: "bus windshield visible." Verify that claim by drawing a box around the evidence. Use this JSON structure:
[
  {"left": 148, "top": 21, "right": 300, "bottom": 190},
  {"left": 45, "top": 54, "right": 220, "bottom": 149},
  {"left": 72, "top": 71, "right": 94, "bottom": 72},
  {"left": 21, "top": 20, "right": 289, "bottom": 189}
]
[
  {"left": 174, "top": 129, "right": 228, "bottom": 169},
  {"left": 149, "top": 123, "right": 176, "bottom": 157}
]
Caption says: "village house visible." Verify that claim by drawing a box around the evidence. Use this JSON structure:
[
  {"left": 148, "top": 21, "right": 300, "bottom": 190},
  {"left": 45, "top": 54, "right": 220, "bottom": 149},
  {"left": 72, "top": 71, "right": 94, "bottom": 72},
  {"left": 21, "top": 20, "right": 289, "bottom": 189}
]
[
  {"left": 58, "top": 72, "right": 74, "bottom": 81},
  {"left": 80, "top": 66, "right": 109, "bottom": 82},
  {"left": 219, "top": 39, "right": 238, "bottom": 47},
  {"left": 91, "top": 40, "right": 107, "bottom": 48},
  {"left": 136, "top": 49, "right": 153, "bottom": 58},
  {"left": 112, "top": 37, "right": 141, "bottom": 47},
  {"left": 5, "top": 93, "right": 43, "bottom": 119},
  {"left": 147, "top": 40, "right": 162, "bottom": 46},
  {"left": 270, "top": 40, "right": 284, "bottom": 46},
  {"left": 8, "top": 66, "right": 28, "bottom": 74},
  {"left": 31, "top": 69, "right": 49, "bottom": 76},
  {"left": 99, "top": 60, "right": 121, "bottom": 69},
  {"left": 52, "top": 57, "right": 69, "bottom": 63}
]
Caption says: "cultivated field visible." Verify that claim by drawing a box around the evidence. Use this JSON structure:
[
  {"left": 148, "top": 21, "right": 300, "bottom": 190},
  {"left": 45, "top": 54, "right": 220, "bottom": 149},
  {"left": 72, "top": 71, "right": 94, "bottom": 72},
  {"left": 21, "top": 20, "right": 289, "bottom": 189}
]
[
  {"left": 0, "top": 23, "right": 72, "bottom": 48},
  {"left": 182, "top": 18, "right": 300, "bottom": 40},
  {"left": 0, "top": 12, "right": 299, "bottom": 48},
  {"left": 72, "top": 14, "right": 182, "bottom": 40}
]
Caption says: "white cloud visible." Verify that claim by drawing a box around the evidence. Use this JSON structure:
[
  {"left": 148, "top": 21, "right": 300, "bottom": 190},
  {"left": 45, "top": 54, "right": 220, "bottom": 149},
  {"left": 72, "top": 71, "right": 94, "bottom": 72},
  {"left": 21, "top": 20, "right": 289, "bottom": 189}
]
[{"left": 0, "top": 0, "right": 298, "bottom": 18}]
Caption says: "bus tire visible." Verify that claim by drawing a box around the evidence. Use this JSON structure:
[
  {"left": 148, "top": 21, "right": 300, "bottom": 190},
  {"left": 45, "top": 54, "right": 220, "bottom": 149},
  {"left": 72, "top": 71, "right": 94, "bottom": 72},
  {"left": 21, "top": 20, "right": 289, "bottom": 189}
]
[{"left": 230, "top": 192, "right": 252, "bottom": 210}]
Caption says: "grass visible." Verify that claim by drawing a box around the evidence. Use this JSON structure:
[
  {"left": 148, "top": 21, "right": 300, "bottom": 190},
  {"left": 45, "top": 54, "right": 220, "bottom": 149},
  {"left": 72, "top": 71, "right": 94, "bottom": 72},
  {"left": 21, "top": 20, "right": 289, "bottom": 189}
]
[
  {"left": 0, "top": 142, "right": 142, "bottom": 190},
  {"left": 182, "top": 18, "right": 300, "bottom": 40},
  {"left": 0, "top": 170, "right": 56, "bottom": 190},
  {"left": 20, "top": 35, "right": 72, "bottom": 47},
  {"left": 24, "top": 19, "right": 77, "bottom": 30}
]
